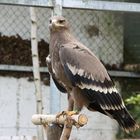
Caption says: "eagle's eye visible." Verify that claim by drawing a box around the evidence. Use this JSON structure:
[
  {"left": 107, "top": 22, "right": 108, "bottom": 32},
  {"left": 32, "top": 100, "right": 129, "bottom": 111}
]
[
  {"left": 49, "top": 19, "right": 52, "bottom": 24},
  {"left": 58, "top": 19, "right": 65, "bottom": 24}
]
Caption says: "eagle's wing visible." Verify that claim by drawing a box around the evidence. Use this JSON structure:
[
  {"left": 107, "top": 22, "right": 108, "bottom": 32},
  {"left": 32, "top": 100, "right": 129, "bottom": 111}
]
[
  {"left": 52, "top": 77, "right": 67, "bottom": 93},
  {"left": 59, "top": 43, "right": 139, "bottom": 131},
  {"left": 59, "top": 43, "right": 124, "bottom": 111},
  {"left": 46, "top": 55, "right": 67, "bottom": 93}
]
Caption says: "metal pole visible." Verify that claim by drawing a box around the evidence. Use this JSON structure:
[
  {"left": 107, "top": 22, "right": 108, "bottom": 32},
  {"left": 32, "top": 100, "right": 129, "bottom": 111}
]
[{"left": 50, "top": 78, "right": 61, "bottom": 113}]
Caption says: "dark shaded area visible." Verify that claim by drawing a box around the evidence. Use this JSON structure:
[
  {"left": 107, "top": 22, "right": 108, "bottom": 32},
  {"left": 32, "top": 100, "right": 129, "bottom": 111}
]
[
  {"left": 103, "top": 62, "right": 123, "bottom": 71},
  {"left": 124, "top": 13, "right": 140, "bottom": 64},
  {"left": 117, "top": 78, "right": 140, "bottom": 139},
  {"left": 0, "top": 34, "right": 50, "bottom": 84},
  {"left": 0, "top": 34, "right": 49, "bottom": 66}
]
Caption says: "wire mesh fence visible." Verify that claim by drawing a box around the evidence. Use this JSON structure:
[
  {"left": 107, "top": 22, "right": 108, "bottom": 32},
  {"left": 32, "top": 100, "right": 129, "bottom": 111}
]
[
  {"left": 0, "top": 4, "right": 140, "bottom": 71},
  {"left": 0, "top": 5, "right": 51, "bottom": 67},
  {"left": 63, "top": 9, "right": 124, "bottom": 67},
  {"left": 0, "top": 5, "right": 123, "bottom": 71},
  {"left": 0, "top": 5, "right": 51, "bottom": 41}
]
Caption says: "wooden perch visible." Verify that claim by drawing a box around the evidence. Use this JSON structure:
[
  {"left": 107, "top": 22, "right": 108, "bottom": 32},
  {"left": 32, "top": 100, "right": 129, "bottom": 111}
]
[
  {"left": 60, "top": 119, "right": 73, "bottom": 140},
  {"left": 32, "top": 114, "right": 88, "bottom": 127},
  {"left": 32, "top": 113, "right": 88, "bottom": 140}
]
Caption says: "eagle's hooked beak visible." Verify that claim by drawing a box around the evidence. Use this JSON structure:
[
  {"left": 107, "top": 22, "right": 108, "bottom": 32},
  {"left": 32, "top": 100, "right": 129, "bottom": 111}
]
[
  {"left": 49, "top": 19, "right": 64, "bottom": 29},
  {"left": 51, "top": 19, "right": 57, "bottom": 25}
]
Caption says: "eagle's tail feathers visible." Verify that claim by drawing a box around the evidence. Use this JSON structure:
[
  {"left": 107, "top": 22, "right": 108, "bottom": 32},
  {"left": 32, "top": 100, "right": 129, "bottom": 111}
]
[{"left": 109, "top": 108, "right": 139, "bottom": 133}]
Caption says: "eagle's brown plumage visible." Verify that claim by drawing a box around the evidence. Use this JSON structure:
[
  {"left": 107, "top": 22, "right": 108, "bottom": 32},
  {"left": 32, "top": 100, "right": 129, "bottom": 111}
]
[{"left": 47, "top": 16, "right": 139, "bottom": 132}]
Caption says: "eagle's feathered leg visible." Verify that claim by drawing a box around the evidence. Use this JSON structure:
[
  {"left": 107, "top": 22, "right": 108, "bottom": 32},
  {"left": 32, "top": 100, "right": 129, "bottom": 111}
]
[
  {"left": 55, "top": 93, "right": 74, "bottom": 119},
  {"left": 67, "top": 93, "right": 74, "bottom": 111},
  {"left": 70, "top": 87, "right": 85, "bottom": 114},
  {"left": 56, "top": 89, "right": 83, "bottom": 118},
  {"left": 58, "top": 87, "right": 85, "bottom": 117}
]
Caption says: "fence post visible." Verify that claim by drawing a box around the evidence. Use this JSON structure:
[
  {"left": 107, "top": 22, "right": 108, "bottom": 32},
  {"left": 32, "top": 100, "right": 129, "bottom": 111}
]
[{"left": 30, "top": 7, "right": 44, "bottom": 140}]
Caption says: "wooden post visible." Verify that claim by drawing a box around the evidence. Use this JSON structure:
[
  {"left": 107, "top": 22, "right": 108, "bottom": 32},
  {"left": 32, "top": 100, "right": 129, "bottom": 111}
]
[
  {"left": 45, "top": 124, "right": 63, "bottom": 140},
  {"left": 30, "top": 7, "right": 44, "bottom": 140},
  {"left": 59, "top": 121, "right": 72, "bottom": 140}
]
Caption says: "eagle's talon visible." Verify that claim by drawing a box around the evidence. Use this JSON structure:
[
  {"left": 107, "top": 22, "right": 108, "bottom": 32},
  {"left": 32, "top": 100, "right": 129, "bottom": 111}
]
[
  {"left": 56, "top": 111, "right": 78, "bottom": 119},
  {"left": 65, "top": 111, "right": 78, "bottom": 116},
  {"left": 56, "top": 111, "right": 65, "bottom": 119},
  {"left": 65, "top": 116, "right": 74, "bottom": 128},
  {"left": 56, "top": 111, "right": 78, "bottom": 128}
]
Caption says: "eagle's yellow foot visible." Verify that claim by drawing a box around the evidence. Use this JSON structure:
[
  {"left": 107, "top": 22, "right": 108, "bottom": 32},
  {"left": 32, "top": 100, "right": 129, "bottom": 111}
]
[
  {"left": 56, "top": 111, "right": 81, "bottom": 128},
  {"left": 64, "top": 110, "right": 79, "bottom": 116},
  {"left": 56, "top": 110, "right": 78, "bottom": 118},
  {"left": 64, "top": 111, "right": 78, "bottom": 128}
]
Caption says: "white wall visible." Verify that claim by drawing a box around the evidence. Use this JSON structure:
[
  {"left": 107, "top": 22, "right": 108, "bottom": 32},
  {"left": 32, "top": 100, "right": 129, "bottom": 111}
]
[
  {"left": 0, "top": 76, "right": 50, "bottom": 137},
  {"left": 0, "top": 76, "right": 118, "bottom": 140}
]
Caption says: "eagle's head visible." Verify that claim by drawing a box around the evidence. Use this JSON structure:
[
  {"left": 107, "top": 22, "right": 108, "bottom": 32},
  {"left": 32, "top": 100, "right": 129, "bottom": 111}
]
[{"left": 49, "top": 16, "right": 69, "bottom": 32}]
